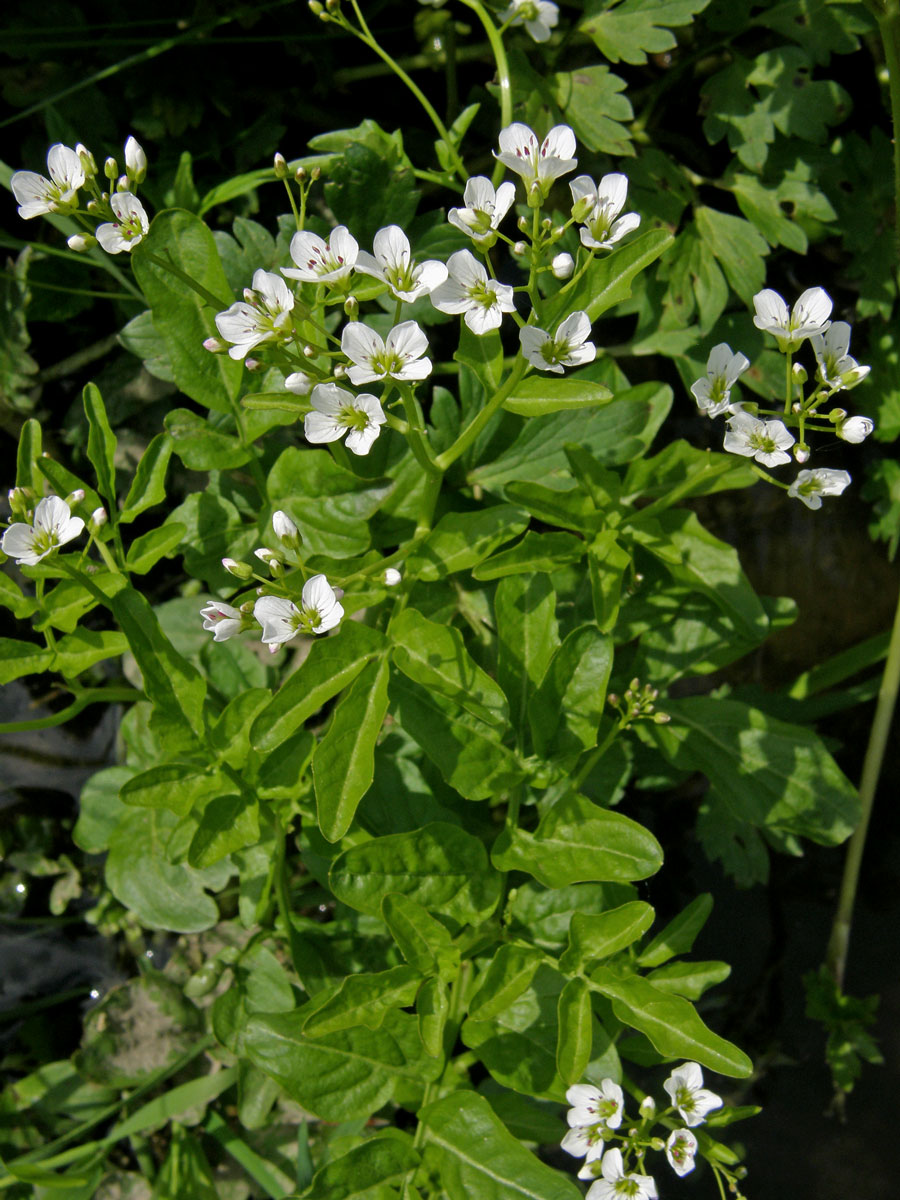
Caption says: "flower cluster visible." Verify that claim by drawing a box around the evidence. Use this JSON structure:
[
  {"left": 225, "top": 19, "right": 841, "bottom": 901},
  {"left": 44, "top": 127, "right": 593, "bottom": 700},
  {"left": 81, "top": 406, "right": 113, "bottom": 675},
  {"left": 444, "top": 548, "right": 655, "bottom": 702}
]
[
  {"left": 690, "top": 286, "right": 872, "bottom": 510},
  {"left": 562, "top": 1063, "right": 725, "bottom": 1197},
  {"left": 11, "top": 136, "right": 150, "bottom": 255}
]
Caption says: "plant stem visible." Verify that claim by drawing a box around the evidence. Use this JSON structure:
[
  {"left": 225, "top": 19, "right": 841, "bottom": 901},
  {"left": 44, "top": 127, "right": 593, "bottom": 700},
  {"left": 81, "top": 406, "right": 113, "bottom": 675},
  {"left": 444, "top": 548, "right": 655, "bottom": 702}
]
[
  {"left": 436, "top": 356, "right": 527, "bottom": 470},
  {"left": 826, "top": 574, "right": 900, "bottom": 987},
  {"left": 875, "top": 0, "right": 900, "bottom": 258},
  {"left": 459, "top": 0, "right": 513, "bottom": 185},
  {"left": 0, "top": 687, "right": 142, "bottom": 734}
]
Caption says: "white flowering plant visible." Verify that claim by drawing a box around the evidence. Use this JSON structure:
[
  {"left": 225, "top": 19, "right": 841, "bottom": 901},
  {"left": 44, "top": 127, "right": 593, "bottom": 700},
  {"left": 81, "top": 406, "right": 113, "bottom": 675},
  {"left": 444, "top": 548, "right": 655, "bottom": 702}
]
[{"left": 2, "top": 0, "right": 891, "bottom": 1195}]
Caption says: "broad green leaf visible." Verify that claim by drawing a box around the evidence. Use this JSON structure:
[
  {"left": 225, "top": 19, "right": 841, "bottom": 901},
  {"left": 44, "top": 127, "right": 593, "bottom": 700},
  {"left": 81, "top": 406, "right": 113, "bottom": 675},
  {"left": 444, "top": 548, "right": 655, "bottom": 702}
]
[
  {"left": 650, "top": 696, "right": 860, "bottom": 846},
  {"left": 252, "top": 728, "right": 315, "bottom": 798},
  {"left": 82, "top": 383, "right": 117, "bottom": 506},
  {"left": 125, "top": 523, "right": 186, "bottom": 574},
  {"left": 243, "top": 1009, "right": 437, "bottom": 1121},
  {"left": 313, "top": 656, "right": 390, "bottom": 842},
  {"left": 530, "top": 625, "right": 613, "bottom": 759},
  {"left": 623, "top": 440, "right": 757, "bottom": 501},
  {"left": 552, "top": 66, "right": 634, "bottom": 156},
  {"left": 210, "top": 688, "right": 271, "bottom": 769},
  {"left": 406, "top": 505, "right": 529, "bottom": 581},
  {"left": 492, "top": 793, "right": 663, "bottom": 887},
  {"left": 105, "top": 808, "right": 229, "bottom": 933},
  {"left": 469, "top": 944, "right": 546, "bottom": 1020},
  {"left": 418, "top": 976, "right": 450, "bottom": 1057},
  {"left": 420, "top": 1084, "right": 583, "bottom": 1200},
  {"left": 455, "top": 323, "right": 504, "bottom": 394},
  {"left": 34, "top": 456, "right": 102, "bottom": 518},
  {"left": 166, "top": 491, "right": 256, "bottom": 590},
  {"left": 543, "top": 229, "right": 674, "bottom": 327},
  {"left": 119, "top": 309, "right": 176, "bottom": 383},
  {"left": 473, "top": 531, "right": 585, "bottom": 579},
  {"left": 559, "top": 902, "right": 655, "bottom": 974},
  {"left": 507, "top": 882, "right": 638, "bottom": 952},
  {"left": 15, "top": 417, "right": 42, "bottom": 489},
  {"left": 391, "top": 606, "right": 509, "bottom": 727},
  {"left": 303, "top": 1134, "right": 419, "bottom": 1200},
  {"left": 303, "top": 965, "right": 423, "bottom": 1037},
  {"left": 470, "top": 384, "right": 672, "bottom": 490},
  {"left": 0, "top": 637, "right": 52, "bottom": 684},
  {"left": 503, "top": 481, "right": 601, "bottom": 533},
  {"left": 381, "top": 893, "right": 458, "bottom": 976},
  {"left": 0, "top": 572, "right": 36, "bottom": 620},
  {"left": 330, "top": 823, "right": 502, "bottom": 932},
  {"left": 647, "top": 960, "right": 731, "bottom": 1000},
  {"left": 73, "top": 766, "right": 135, "bottom": 853},
  {"left": 495, "top": 574, "right": 559, "bottom": 739},
  {"left": 556, "top": 977, "right": 593, "bottom": 1086},
  {"left": 165, "top": 408, "right": 251, "bottom": 470},
  {"left": 589, "top": 966, "right": 752, "bottom": 1077},
  {"left": 580, "top": 0, "right": 711, "bottom": 66},
  {"left": 105, "top": 1067, "right": 238, "bottom": 1142},
  {"left": 588, "top": 531, "right": 632, "bottom": 632},
  {"left": 390, "top": 675, "right": 523, "bottom": 800},
  {"left": 132, "top": 209, "right": 242, "bottom": 414},
  {"left": 694, "top": 205, "right": 768, "bottom": 304},
  {"left": 189, "top": 793, "right": 260, "bottom": 868},
  {"left": 503, "top": 377, "right": 612, "bottom": 417},
  {"left": 251, "top": 621, "right": 386, "bottom": 753},
  {"left": 638, "top": 894, "right": 713, "bottom": 967},
  {"left": 120, "top": 763, "right": 227, "bottom": 817}
]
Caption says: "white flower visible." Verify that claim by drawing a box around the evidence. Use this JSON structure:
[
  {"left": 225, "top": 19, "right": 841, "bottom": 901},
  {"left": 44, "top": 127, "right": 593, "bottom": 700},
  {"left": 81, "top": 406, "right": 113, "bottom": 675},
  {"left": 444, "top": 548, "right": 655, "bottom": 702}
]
[
  {"left": 502, "top": 0, "right": 559, "bottom": 43},
  {"left": 95, "top": 192, "right": 149, "bottom": 254},
  {"left": 663, "top": 1062, "right": 723, "bottom": 1128},
  {"left": 124, "top": 136, "right": 147, "bottom": 184},
  {"left": 569, "top": 174, "right": 640, "bottom": 251},
  {"left": 551, "top": 252, "right": 574, "bottom": 279},
  {"left": 341, "top": 321, "right": 432, "bottom": 385},
  {"left": 723, "top": 412, "right": 795, "bottom": 467},
  {"left": 384, "top": 567, "right": 402, "bottom": 586},
  {"left": 809, "top": 321, "right": 871, "bottom": 391},
  {"left": 430, "top": 249, "right": 516, "bottom": 334},
  {"left": 519, "top": 312, "right": 595, "bottom": 373},
  {"left": 2, "top": 495, "right": 84, "bottom": 566},
  {"left": 584, "top": 1149, "right": 657, "bottom": 1200},
  {"left": 787, "top": 467, "right": 852, "bottom": 510},
  {"left": 560, "top": 1124, "right": 604, "bottom": 1166},
  {"left": 691, "top": 343, "right": 750, "bottom": 417},
  {"left": 566, "top": 1080, "right": 624, "bottom": 1131},
  {"left": 665, "top": 1129, "right": 698, "bottom": 1177},
  {"left": 214, "top": 269, "right": 295, "bottom": 360},
  {"left": 494, "top": 123, "right": 577, "bottom": 197},
  {"left": 448, "top": 176, "right": 517, "bottom": 245},
  {"left": 254, "top": 576, "right": 344, "bottom": 645},
  {"left": 200, "top": 600, "right": 243, "bottom": 642},
  {"left": 752, "top": 286, "right": 832, "bottom": 352},
  {"left": 305, "top": 383, "right": 386, "bottom": 455},
  {"left": 11, "top": 144, "right": 85, "bottom": 219},
  {"left": 355, "top": 225, "right": 448, "bottom": 302},
  {"left": 837, "top": 415, "right": 875, "bottom": 443},
  {"left": 282, "top": 225, "right": 358, "bottom": 284}
]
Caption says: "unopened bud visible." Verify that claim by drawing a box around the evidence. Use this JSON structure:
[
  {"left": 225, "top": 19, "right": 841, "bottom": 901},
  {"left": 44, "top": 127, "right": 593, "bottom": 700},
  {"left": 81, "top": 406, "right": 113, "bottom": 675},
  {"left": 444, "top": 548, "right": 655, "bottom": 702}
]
[
  {"left": 629, "top": 678, "right": 640, "bottom": 692},
  {"left": 89, "top": 507, "right": 107, "bottom": 530},
  {"left": 244, "top": 358, "right": 264, "bottom": 372},
  {"left": 551, "top": 252, "right": 574, "bottom": 279},
  {"left": 551, "top": 225, "right": 565, "bottom": 239},
  {"left": 829, "top": 407, "right": 847, "bottom": 423},
  {"left": 344, "top": 296, "right": 359, "bottom": 320},
  {"left": 333, "top": 362, "right": 346, "bottom": 378},
  {"left": 792, "top": 401, "right": 802, "bottom": 413},
  {"left": 295, "top": 166, "right": 308, "bottom": 183},
  {"left": 116, "top": 175, "right": 129, "bottom": 192},
  {"left": 285, "top": 371, "right": 313, "bottom": 395},
  {"left": 124, "top": 136, "right": 147, "bottom": 184},
  {"left": 607, "top": 693, "right": 619, "bottom": 707},
  {"left": 240, "top": 600, "right": 256, "bottom": 614},
  {"left": 653, "top": 711, "right": 671, "bottom": 724},
  {"left": 67, "top": 234, "right": 96, "bottom": 252},
  {"left": 326, "top": 0, "right": 340, "bottom": 10},
  {"left": 384, "top": 567, "right": 402, "bottom": 586},
  {"left": 254, "top": 547, "right": 279, "bottom": 564},
  {"left": 309, "top": 0, "right": 324, "bottom": 11},
  {"left": 639, "top": 1096, "right": 656, "bottom": 1118},
  {"left": 303, "top": 344, "right": 317, "bottom": 358},
  {"left": 86, "top": 199, "right": 100, "bottom": 215},
  {"left": 65, "top": 488, "right": 85, "bottom": 507},
  {"left": 76, "top": 144, "right": 97, "bottom": 177},
  {"left": 527, "top": 180, "right": 543, "bottom": 208},
  {"left": 792, "top": 362, "right": 807, "bottom": 385},
  {"left": 512, "top": 241, "right": 528, "bottom": 257},
  {"left": 273, "top": 152, "right": 288, "bottom": 179},
  {"left": 7, "top": 487, "right": 30, "bottom": 519},
  {"left": 272, "top": 510, "right": 301, "bottom": 548},
  {"left": 793, "top": 443, "right": 810, "bottom": 463},
  {"left": 517, "top": 215, "right": 529, "bottom": 233},
  {"left": 104, "top": 156, "right": 118, "bottom": 181},
  {"left": 650, "top": 1137, "right": 666, "bottom": 1151},
  {"left": 541, "top": 217, "right": 552, "bottom": 231},
  {"left": 571, "top": 195, "right": 595, "bottom": 223},
  {"left": 203, "top": 336, "right": 228, "bottom": 353},
  {"left": 311, "top": 166, "right": 321, "bottom": 181},
  {"left": 222, "top": 557, "right": 253, "bottom": 579},
  {"left": 837, "top": 415, "right": 875, "bottom": 443}
]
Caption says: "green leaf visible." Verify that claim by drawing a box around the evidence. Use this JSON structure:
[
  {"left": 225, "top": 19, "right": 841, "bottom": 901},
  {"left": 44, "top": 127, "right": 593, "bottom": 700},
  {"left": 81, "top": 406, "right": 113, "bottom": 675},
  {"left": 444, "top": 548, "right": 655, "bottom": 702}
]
[
  {"left": 313, "top": 656, "right": 391, "bottom": 842},
  {"left": 303, "top": 1134, "right": 419, "bottom": 1200},
  {"left": 418, "top": 976, "right": 450, "bottom": 1057},
  {"left": 251, "top": 621, "right": 386, "bottom": 753},
  {"left": 73, "top": 766, "right": 135, "bottom": 853},
  {"left": 503, "top": 481, "right": 600, "bottom": 533},
  {"left": 530, "top": 625, "right": 613, "bottom": 759},
  {"left": 647, "top": 960, "right": 731, "bottom": 1000},
  {"left": 119, "top": 434, "right": 174, "bottom": 523},
  {"left": 210, "top": 688, "right": 271, "bottom": 769},
  {"left": 390, "top": 606, "right": 509, "bottom": 727},
  {"left": 243, "top": 1009, "right": 436, "bottom": 1121},
  {"left": 0, "top": 572, "right": 36, "bottom": 620},
  {"left": 132, "top": 210, "right": 242, "bottom": 414},
  {"left": 468, "top": 944, "right": 546, "bottom": 1020},
  {"left": 165, "top": 408, "right": 251, "bottom": 470},
  {"left": 82, "top": 383, "right": 117, "bottom": 506},
  {"left": 589, "top": 966, "right": 752, "bottom": 1077},
  {"left": 330, "top": 823, "right": 502, "bottom": 932},
  {"left": 381, "top": 893, "right": 458, "bottom": 976},
  {"left": 120, "top": 763, "right": 226, "bottom": 817},
  {"left": 390, "top": 675, "right": 523, "bottom": 801},
  {"left": 406, "top": 505, "right": 529, "bottom": 581},
  {"left": 303, "top": 966, "right": 424, "bottom": 1037},
  {"left": 421, "top": 1088, "right": 582, "bottom": 1200},
  {"left": 125, "top": 523, "right": 186, "bottom": 574},
  {"left": 543, "top": 229, "right": 674, "bottom": 327},
  {"left": 455, "top": 323, "right": 504, "bottom": 394},
  {"left": 119, "top": 309, "right": 176, "bottom": 383},
  {"left": 0, "top": 637, "right": 52, "bottom": 684},
  {"left": 559, "top": 902, "right": 655, "bottom": 974},
  {"left": 492, "top": 793, "right": 663, "bottom": 887},
  {"left": 189, "top": 793, "right": 260, "bottom": 868},
  {"left": 495, "top": 572, "right": 561, "bottom": 743},
  {"left": 473, "top": 531, "right": 585, "bottom": 580},
  {"left": 556, "top": 977, "right": 593, "bottom": 1086},
  {"left": 51, "top": 629, "right": 127, "bottom": 679},
  {"left": 638, "top": 894, "right": 713, "bottom": 967},
  {"left": 552, "top": 66, "right": 634, "bottom": 156},
  {"left": 588, "top": 531, "right": 632, "bottom": 632},
  {"left": 693, "top": 206, "right": 769, "bottom": 304},
  {"left": 580, "top": 0, "right": 711, "bottom": 66},
  {"left": 503, "top": 377, "right": 613, "bottom": 418},
  {"left": 650, "top": 696, "right": 860, "bottom": 846},
  {"left": 16, "top": 417, "right": 42, "bottom": 490}
]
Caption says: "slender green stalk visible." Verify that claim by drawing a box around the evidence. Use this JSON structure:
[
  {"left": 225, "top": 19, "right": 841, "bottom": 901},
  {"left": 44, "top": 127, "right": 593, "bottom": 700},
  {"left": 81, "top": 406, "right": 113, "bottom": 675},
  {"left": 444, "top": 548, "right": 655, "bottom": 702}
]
[
  {"left": 435, "top": 356, "right": 527, "bottom": 470},
  {"left": 0, "top": 687, "right": 142, "bottom": 734},
  {"left": 142, "top": 250, "right": 231, "bottom": 311},
  {"left": 874, "top": 0, "right": 900, "bottom": 258},
  {"left": 459, "top": 0, "right": 513, "bottom": 185}
]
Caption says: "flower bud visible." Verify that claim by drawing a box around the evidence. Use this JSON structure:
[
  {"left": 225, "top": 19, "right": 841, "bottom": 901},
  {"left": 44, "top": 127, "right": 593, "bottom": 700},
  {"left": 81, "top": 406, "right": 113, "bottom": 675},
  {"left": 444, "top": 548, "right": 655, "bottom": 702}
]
[
  {"left": 829, "top": 407, "right": 847, "bottom": 423},
  {"left": 311, "top": 166, "right": 321, "bottom": 181},
  {"left": 116, "top": 175, "right": 130, "bottom": 193},
  {"left": 89, "top": 507, "right": 108, "bottom": 531},
  {"left": 653, "top": 711, "right": 671, "bottom": 724},
  {"left": 67, "top": 234, "right": 96, "bottom": 252},
  {"left": 571, "top": 194, "right": 595, "bottom": 223},
  {"left": 244, "top": 358, "right": 264, "bottom": 372},
  {"left": 65, "top": 488, "right": 85, "bottom": 507},
  {"left": 791, "top": 362, "right": 807, "bottom": 385},
  {"left": 7, "top": 487, "right": 30, "bottom": 520},
  {"left": 303, "top": 344, "right": 317, "bottom": 358},
  {"left": 793, "top": 443, "right": 810, "bottom": 463},
  {"left": 124, "top": 136, "right": 147, "bottom": 184},
  {"left": 527, "top": 180, "right": 543, "bottom": 208},
  {"left": 344, "top": 296, "right": 359, "bottom": 320},
  {"left": 639, "top": 1096, "right": 656, "bottom": 1118},
  {"left": 629, "top": 678, "right": 641, "bottom": 692},
  {"left": 551, "top": 252, "right": 574, "bottom": 279},
  {"left": 273, "top": 152, "right": 288, "bottom": 179},
  {"left": 104, "top": 156, "right": 118, "bottom": 181},
  {"left": 326, "top": 0, "right": 340, "bottom": 10},
  {"left": 837, "top": 415, "right": 875, "bottom": 443},
  {"left": 384, "top": 567, "right": 402, "bottom": 586},
  {"left": 285, "top": 371, "right": 313, "bottom": 395},
  {"left": 512, "top": 241, "right": 528, "bottom": 257},
  {"left": 541, "top": 217, "right": 552, "bottom": 231},
  {"left": 272, "top": 510, "right": 301, "bottom": 549},
  {"left": 309, "top": 0, "right": 324, "bottom": 11},
  {"left": 333, "top": 362, "right": 347, "bottom": 378},
  {"left": 86, "top": 199, "right": 100, "bottom": 215},
  {"left": 607, "top": 693, "right": 619, "bottom": 707},
  {"left": 517, "top": 215, "right": 529, "bottom": 233},
  {"left": 295, "top": 166, "right": 308, "bottom": 183},
  {"left": 222, "top": 556, "right": 254, "bottom": 579},
  {"left": 650, "top": 1137, "right": 666, "bottom": 1151},
  {"left": 203, "top": 336, "right": 228, "bottom": 353},
  {"left": 76, "top": 143, "right": 97, "bottom": 177}
]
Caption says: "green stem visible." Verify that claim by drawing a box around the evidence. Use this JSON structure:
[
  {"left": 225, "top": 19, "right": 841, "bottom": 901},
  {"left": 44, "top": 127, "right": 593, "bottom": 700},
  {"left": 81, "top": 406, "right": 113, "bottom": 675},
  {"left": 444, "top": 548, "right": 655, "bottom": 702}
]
[
  {"left": 459, "top": 0, "right": 513, "bottom": 185},
  {"left": 436, "top": 356, "right": 527, "bottom": 471},
  {"left": 273, "top": 812, "right": 310, "bottom": 984},
  {"left": 282, "top": 177, "right": 302, "bottom": 230},
  {"left": 35, "top": 578, "right": 56, "bottom": 653},
  {"left": 143, "top": 250, "right": 232, "bottom": 310},
  {"left": 876, "top": 0, "right": 900, "bottom": 258},
  {"left": 572, "top": 720, "right": 624, "bottom": 791},
  {"left": 0, "top": 687, "right": 142, "bottom": 734},
  {"left": 783, "top": 349, "right": 793, "bottom": 415},
  {"left": 826, "top": 572, "right": 900, "bottom": 987}
]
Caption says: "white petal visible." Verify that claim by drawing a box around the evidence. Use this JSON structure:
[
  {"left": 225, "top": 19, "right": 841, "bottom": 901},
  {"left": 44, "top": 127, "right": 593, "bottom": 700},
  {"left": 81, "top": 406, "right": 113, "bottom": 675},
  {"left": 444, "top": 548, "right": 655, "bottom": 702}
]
[
  {"left": 794, "top": 286, "right": 832, "bottom": 328},
  {"left": 302, "top": 573, "right": 337, "bottom": 613},
  {"left": 342, "top": 322, "right": 383, "bottom": 366},
  {"left": 47, "top": 144, "right": 84, "bottom": 189},
  {"left": 310, "top": 382, "right": 352, "bottom": 416},
  {"left": 34, "top": 495, "right": 72, "bottom": 535},
  {"left": 752, "top": 288, "right": 789, "bottom": 330},
  {"left": 1, "top": 524, "right": 37, "bottom": 562},
  {"left": 556, "top": 311, "right": 591, "bottom": 345},
  {"left": 305, "top": 411, "right": 345, "bottom": 443},
  {"left": 373, "top": 224, "right": 409, "bottom": 269},
  {"left": 387, "top": 320, "right": 428, "bottom": 360},
  {"left": 597, "top": 172, "right": 628, "bottom": 216}
]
